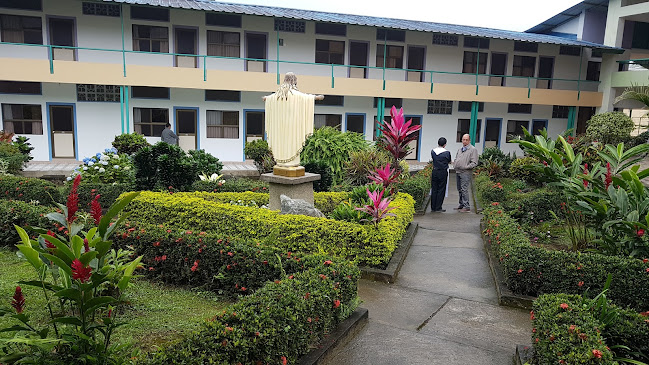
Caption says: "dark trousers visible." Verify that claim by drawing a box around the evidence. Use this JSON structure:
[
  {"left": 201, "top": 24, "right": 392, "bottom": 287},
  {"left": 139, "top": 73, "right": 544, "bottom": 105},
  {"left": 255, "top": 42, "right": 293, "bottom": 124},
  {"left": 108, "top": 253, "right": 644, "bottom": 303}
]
[{"left": 430, "top": 169, "right": 448, "bottom": 211}]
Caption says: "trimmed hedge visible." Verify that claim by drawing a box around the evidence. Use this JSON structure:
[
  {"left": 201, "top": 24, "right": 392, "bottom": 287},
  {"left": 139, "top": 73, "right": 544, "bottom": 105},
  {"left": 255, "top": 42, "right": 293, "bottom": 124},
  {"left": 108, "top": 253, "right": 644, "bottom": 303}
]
[
  {"left": 0, "top": 200, "right": 53, "bottom": 246},
  {"left": 190, "top": 177, "right": 269, "bottom": 194},
  {"left": 483, "top": 206, "right": 649, "bottom": 311},
  {"left": 123, "top": 191, "right": 414, "bottom": 266},
  {"left": 532, "top": 293, "right": 649, "bottom": 364},
  {"left": 146, "top": 258, "right": 360, "bottom": 364},
  {"left": 66, "top": 181, "right": 135, "bottom": 210},
  {"left": 505, "top": 187, "right": 565, "bottom": 224},
  {"left": 532, "top": 294, "right": 616, "bottom": 364},
  {"left": 0, "top": 175, "right": 62, "bottom": 205}
]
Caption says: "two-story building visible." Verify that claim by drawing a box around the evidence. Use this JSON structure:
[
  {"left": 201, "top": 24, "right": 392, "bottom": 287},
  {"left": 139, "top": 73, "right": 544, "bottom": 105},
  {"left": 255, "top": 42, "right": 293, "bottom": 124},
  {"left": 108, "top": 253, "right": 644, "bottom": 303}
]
[{"left": 0, "top": 0, "right": 622, "bottom": 162}]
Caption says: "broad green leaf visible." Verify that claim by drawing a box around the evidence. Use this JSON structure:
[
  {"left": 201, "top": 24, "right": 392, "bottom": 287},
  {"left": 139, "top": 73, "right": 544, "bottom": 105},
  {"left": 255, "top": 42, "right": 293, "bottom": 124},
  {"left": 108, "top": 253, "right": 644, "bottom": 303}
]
[
  {"left": 13, "top": 225, "right": 32, "bottom": 248},
  {"left": 70, "top": 222, "right": 84, "bottom": 238},
  {"left": 46, "top": 212, "right": 68, "bottom": 227},
  {"left": 40, "top": 234, "right": 75, "bottom": 261},
  {"left": 71, "top": 235, "right": 83, "bottom": 258},
  {"left": 95, "top": 241, "right": 112, "bottom": 259},
  {"left": 98, "top": 192, "right": 140, "bottom": 239},
  {"left": 83, "top": 297, "right": 116, "bottom": 314},
  {"left": 17, "top": 280, "right": 60, "bottom": 292},
  {"left": 51, "top": 316, "right": 83, "bottom": 326},
  {"left": 55, "top": 288, "right": 82, "bottom": 302},
  {"left": 16, "top": 245, "right": 43, "bottom": 270},
  {"left": 118, "top": 256, "right": 142, "bottom": 291},
  {"left": 41, "top": 253, "right": 72, "bottom": 277},
  {"left": 79, "top": 251, "right": 98, "bottom": 266}
]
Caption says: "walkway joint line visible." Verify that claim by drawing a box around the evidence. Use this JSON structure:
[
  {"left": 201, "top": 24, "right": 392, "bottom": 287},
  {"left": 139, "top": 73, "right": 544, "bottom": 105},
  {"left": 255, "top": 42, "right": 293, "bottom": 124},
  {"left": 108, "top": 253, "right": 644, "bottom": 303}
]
[{"left": 415, "top": 296, "right": 452, "bottom": 331}]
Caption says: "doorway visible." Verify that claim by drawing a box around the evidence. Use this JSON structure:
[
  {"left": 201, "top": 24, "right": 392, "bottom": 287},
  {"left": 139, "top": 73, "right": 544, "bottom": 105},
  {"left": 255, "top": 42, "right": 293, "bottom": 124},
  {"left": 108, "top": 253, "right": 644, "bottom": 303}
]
[
  {"left": 406, "top": 46, "right": 425, "bottom": 82},
  {"left": 49, "top": 17, "right": 76, "bottom": 61},
  {"left": 349, "top": 41, "right": 369, "bottom": 78},
  {"left": 576, "top": 107, "right": 595, "bottom": 135},
  {"left": 489, "top": 53, "right": 507, "bottom": 86},
  {"left": 245, "top": 33, "right": 267, "bottom": 72},
  {"left": 49, "top": 104, "right": 76, "bottom": 159},
  {"left": 175, "top": 27, "right": 197, "bottom": 68},
  {"left": 245, "top": 110, "right": 265, "bottom": 143},
  {"left": 484, "top": 118, "right": 501, "bottom": 150},
  {"left": 175, "top": 108, "right": 197, "bottom": 151},
  {"left": 404, "top": 115, "right": 421, "bottom": 160},
  {"left": 537, "top": 57, "right": 554, "bottom": 89}
]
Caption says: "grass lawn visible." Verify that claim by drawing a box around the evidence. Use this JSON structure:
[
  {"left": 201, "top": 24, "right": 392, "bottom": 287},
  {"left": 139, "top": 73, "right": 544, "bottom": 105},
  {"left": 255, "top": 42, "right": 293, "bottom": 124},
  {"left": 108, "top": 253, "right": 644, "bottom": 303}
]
[{"left": 0, "top": 248, "right": 229, "bottom": 353}]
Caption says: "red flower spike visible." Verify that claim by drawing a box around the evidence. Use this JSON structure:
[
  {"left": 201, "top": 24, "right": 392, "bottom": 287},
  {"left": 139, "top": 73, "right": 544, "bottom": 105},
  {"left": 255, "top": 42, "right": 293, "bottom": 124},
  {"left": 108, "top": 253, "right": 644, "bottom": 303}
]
[
  {"left": 45, "top": 230, "right": 56, "bottom": 249},
  {"left": 90, "top": 194, "right": 102, "bottom": 225},
  {"left": 66, "top": 174, "right": 82, "bottom": 224},
  {"left": 281, "top": 356, "right": 287, "bottom": 365},
  {"left": 71, "top": 259, "right": 92, "bottom": 283},
  {"left": 83, "top": 238, "right": 90, "bottom": 252},
  {"left": 582, "top": 164, "right": 589, "bottom": 189},
  {"left": 637, "top": 229, "right": 645, "bottom": 238},
  {"left": 11, "top": 286, "right": 25, "bottom": 314}
]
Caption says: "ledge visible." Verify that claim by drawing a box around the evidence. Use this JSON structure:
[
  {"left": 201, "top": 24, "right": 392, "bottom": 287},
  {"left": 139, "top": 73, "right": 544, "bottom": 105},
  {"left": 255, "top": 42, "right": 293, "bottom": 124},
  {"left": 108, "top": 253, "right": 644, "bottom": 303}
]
[
  {"left": 260, "top": 172, "right": 321, "bottom": 184},
  {"left": 414, "top": 193, "right": 431, "bottom": 216},
  {"left": 358, "top": 222, "right": 418, "bottom": 283},
  {"left": 480, "top": 221, "right": 537, "bottom": 310},
  {"left": 297, "top": 307, "right": 368, "bottom": 365}
]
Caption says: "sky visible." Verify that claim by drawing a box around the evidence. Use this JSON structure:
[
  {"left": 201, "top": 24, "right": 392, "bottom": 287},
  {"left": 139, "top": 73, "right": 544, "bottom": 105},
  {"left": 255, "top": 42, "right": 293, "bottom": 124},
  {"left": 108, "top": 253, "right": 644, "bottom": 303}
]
[{"left": 219, "top": 0, "right": 584, "bottom": 32}]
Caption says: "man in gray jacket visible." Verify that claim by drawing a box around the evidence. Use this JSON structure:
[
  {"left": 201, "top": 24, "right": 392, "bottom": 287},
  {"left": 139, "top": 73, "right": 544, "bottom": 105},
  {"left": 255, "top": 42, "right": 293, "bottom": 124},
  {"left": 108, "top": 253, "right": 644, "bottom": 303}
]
[
  {"left": 454, "top": 134, "right": 479, "bottom": 212},
  {"left": 161, "top": 123, "right": 179, "bottom": 145}
]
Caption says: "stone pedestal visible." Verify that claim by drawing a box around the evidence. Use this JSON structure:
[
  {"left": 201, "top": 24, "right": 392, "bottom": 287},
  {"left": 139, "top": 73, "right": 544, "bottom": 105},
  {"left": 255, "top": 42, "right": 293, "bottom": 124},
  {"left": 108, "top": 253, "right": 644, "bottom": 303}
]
[{"left": 260, "top": 172, "right": 321, "bottom": 211}]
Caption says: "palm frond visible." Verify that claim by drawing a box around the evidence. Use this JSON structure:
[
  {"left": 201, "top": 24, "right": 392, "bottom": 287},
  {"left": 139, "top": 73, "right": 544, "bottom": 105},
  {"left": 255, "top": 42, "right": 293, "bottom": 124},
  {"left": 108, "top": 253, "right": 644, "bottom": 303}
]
[{"left": 614, "top": 84, "right": 649, "bottom": 110}]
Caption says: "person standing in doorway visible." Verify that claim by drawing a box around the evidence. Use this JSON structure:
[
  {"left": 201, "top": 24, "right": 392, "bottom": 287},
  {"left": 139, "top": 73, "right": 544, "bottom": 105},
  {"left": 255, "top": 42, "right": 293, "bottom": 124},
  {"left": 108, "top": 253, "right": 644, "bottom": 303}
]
[
  {"left": 454, "top": 133, "right": 478, "bottom": 213},
  {"left": 430, "top": 137, "right": 451, "bottom": 212},
  {"left": 161, "top": 123, "right": 179, "bottom": 145}
]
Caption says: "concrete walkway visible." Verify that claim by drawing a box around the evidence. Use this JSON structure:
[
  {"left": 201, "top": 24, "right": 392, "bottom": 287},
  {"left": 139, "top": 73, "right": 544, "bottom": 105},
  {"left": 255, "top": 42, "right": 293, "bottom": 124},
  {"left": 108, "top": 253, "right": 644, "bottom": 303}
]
[{"left": 325, "top": 172, "right": 531, "bottom": 365}]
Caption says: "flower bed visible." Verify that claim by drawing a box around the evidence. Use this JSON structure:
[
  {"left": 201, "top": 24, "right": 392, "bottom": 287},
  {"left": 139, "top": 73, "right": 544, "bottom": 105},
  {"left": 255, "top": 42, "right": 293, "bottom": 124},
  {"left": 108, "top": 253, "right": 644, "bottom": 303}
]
[
  {"left": 0, "top": 175, "right": 62, "bottom": 205},
  {"left": 483, "top": 206, "right": 649, "bottom": 311},
  {"left": 123, "top": 191, "right": 415, "bottom": 266},
  {"left": 531, "top": 293, "right": 649, "bottom": 364}
]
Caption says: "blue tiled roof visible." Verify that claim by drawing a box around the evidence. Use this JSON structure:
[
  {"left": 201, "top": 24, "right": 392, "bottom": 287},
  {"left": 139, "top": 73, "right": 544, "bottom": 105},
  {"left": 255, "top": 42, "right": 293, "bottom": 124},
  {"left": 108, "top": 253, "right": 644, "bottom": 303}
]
[{"left": 102, "top": 0, "right": 621, "bottom": 50}]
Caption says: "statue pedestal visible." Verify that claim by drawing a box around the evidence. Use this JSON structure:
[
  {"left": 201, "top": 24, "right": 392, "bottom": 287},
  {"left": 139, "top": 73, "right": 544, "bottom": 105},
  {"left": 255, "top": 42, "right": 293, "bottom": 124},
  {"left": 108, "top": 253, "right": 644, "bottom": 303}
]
[{"left": 260, "top": 172, "right": 321, "bottom": 211}]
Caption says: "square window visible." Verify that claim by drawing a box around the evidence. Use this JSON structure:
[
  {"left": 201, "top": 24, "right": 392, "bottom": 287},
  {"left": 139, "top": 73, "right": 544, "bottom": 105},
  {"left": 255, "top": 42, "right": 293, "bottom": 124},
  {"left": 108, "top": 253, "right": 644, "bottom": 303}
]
[
  {"left": 456, "top": 119, "right": 481, "bottom": 143},
  {"left": 552, "top": 105, "right": 570, "bottom": 119},
  {"left": 462, "top": 52, "right": 487, "bottom": 74},
  {"left": 506, "top": 120, "right": 529, "bottom": 142},
  {"left": 206, "top": 110, "right": 239, "bottom": 138}
]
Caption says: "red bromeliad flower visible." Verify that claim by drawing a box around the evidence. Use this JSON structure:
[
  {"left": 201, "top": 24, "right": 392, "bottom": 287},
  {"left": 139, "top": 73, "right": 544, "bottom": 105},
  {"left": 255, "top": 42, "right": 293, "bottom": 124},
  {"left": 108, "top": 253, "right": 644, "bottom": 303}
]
[
  {"left": 355, "top": 188, "right": 396, "bottom": 226},
  {"left": 45, "top": 230, "right": 56, "bottom": 249},
  {"left": 604, "top": 162, "right": 612, "bottom": 190},
  {"left": 90, "top": 194, "right": 102, "bottom": 225},
  {"left": 66, "top": 174, "right": 82, "bottom": 224},
  {"left": 71, "top": 259, "right": 92, "bottom": 283},
  {"left": 11, "top": 286, "right": 25, "bottom": 314}
]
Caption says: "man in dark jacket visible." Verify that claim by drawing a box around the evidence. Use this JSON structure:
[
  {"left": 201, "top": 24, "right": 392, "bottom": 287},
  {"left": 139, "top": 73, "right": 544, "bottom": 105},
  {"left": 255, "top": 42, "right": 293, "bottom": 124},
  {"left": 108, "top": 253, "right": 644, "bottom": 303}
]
[
  {"left": 430, "top": 137, "right": 452, "bottom": 212},
  {"left": 161, "top": 123, "right": 179, "bottom": 145}
]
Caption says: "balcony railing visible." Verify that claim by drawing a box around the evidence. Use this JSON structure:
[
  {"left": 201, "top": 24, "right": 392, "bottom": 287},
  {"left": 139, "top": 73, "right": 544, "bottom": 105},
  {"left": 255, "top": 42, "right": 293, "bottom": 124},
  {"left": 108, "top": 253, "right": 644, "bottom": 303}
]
[
  {"left": 0, "top": 41, "right": 599, "bottom": 100},
  {"left": 617, "top": 58, "right": 649, "bottom": 71}
]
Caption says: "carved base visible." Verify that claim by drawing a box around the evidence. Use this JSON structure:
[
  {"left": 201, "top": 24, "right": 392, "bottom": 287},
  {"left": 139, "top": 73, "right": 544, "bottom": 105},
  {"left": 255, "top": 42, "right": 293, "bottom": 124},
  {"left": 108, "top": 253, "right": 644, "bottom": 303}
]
[{"left": 273, "top": 165, "right": 305, "bottom": 177}]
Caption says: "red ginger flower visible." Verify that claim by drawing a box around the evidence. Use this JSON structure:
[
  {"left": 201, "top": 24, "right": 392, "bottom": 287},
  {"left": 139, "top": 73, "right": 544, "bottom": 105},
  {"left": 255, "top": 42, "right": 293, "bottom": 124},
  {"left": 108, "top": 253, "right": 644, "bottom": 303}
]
[
  {"left": 583, "top": 164, "right": 589, "bottom": 189},
  {"left": 605, "top": 162, "right": 612, "bottom": 190},
  {"left": 90, "top": 194, "right": 102, "bottom": 225},
  {"left": 66, "top": 174, "right": 81, "bottom": 224},
  {"left": 45, "top": 230, "right": 56, "bottom": 249},
  {"left": 11, "top": 286, "right": 25, "bottom": 314},
  {"left": 83, "top": 238, "right": 90, "bottom": 252},
  {"left": 638, "top": 229, "right": 645, "bottom": 238},
  {"left": 71, "top": 259, "right": 92, "bottom": 283}
]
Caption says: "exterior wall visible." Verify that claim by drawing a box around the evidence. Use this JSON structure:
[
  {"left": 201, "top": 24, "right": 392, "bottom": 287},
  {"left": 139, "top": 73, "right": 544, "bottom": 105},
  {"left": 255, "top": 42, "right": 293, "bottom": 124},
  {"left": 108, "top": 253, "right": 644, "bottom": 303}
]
[
  {"left": 582, "top": 9, "right": 608, "bottom": 44},
  {"left": 552, "top": 17, "right": 580, "bottom": 36}
]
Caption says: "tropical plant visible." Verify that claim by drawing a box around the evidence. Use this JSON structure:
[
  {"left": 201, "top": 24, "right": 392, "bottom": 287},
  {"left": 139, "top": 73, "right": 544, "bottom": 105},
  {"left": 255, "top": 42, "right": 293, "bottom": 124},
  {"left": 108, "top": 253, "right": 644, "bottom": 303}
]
[
  {"left": 329, "top": 200, "right": 369, "bottom": 223},
  {"left": 355, "top": 188, "right": 396, "bottom": 226},
  {"left": 343, "top": 149, "right": 391, "bottom": 186},
  {"left": 111, "top": 133, "right": 150, "bottom": 155},
  {"left": 0, "top": 175, "right": 142, "bottom": 364},
  {"left": 349, "top": 183, "right": 383, "bottom": 205},
  {"left": 12, "top": 136, "right": 34, "bottom": 161},
  {"left": 133, "top": 142, "right": 199, "bottom": 191},
  {"left": 377, "top": 106, "right": 421, "bottom": 172},
  {"left": 198, "top": 172, "right": 224, "bottom": 182},
  {"left": 368, "top": 163, "right": 400, "bottom": 194},
  {"left": 301, "top": 127, "right": 369, "bottom": 185},
  {"left": 303, "top": 160, "right": 333, "bottom": 192},
  {"left": 614, "top": 84, "right": 649, "bottom": 115},
  {"left": 476, "top": 146, "right": 515, "bottom": 178}
]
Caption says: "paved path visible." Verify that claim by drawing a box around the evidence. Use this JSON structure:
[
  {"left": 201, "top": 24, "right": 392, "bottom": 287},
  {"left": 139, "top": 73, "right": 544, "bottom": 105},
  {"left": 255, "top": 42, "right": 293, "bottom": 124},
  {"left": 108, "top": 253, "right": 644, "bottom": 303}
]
[{"left": 325, "top": 172, "right": 531, "bottom": 365}]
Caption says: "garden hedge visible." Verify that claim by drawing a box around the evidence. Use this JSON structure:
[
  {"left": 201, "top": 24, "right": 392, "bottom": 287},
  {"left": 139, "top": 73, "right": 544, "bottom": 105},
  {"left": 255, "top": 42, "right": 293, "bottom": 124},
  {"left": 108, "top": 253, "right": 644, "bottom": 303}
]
[
  {"left": 532, "top": 293, "right": 649, "bottom": 364},
  {"left": 65, "top": 181, "right": 135, "bottom": 210},
  {"left": 483, "top": 206, "right": 649, "bottom": 311},
  {"left": 123, "top": 191, "right": 414, "bottom": 266},
  {"left": 0, "top": 200, "right": 53, "bottom": 246},
  {"left": 146, "top": 257, "right": 360, "bottom": 365},
  {"left": 0, "top": 175, "right": 62, "bottom": 205},
  {"left": 190, "top": 178, "right": 269, "bottom": 194},
  {"left": 400, "top": 165, "right": 431, "bottom": 212}
]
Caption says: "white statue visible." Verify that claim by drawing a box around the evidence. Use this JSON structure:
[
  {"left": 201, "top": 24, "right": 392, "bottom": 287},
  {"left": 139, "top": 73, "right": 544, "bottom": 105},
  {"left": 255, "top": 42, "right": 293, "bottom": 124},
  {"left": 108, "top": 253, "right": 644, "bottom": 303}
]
[{"left": 263, "top": 73, "right": 323, "bottom": 172}]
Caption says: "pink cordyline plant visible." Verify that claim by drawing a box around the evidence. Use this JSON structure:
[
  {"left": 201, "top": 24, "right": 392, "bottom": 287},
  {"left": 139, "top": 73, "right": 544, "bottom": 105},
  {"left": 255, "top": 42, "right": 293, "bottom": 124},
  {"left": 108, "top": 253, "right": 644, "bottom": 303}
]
[
  {"left": 355, "top": 188, "right": 396, "bottom": 226},
  {"left": 368, "top": 163, "right": 400, "bottom": 194},
  {"left": 378, "top": 106, "right": 421, "bottom": 169}
]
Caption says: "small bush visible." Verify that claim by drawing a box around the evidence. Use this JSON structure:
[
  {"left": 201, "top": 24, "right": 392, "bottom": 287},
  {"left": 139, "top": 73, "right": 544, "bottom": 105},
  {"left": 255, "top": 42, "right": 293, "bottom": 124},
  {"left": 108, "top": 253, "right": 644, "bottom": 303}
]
[
  {"left": 509, "top": 157, "right": 543, "bottom": 186},
  {"left": 626, "top": 130, "right": 649, "bottom": 148},
  {"left": 330, "top": 200, "right": 369, "bottom": 223},
  {"left": 0, "top": 175, "right": 62, "bottom": 205},
  {"left": 112, "top": 132, "right": 150, "bottom": 155},
  {"left": 301, "top": 127, "right": 370, "bottom": 185},
  {"left": 72, "top": 148, "right": 134, "bottom": 184},
  {"left": 133, "top": 142, "right": 199, "bottom": 191},
  {"left": 303, "top": 160, "right": 333, "bottom": 192},
  {"left": 477, "top": 147, "right": 515, "bottom": 178},
  {"left": 585, "top": 112, "right": 634, "bottom": 146},
  {"left": 0, "top": 200, "right": 53, "bottom": 246},
  {"left": 188, "top": 149, "right": 223, "bottom": 176},
  {"left": 474, "top": 174, "right": 506, "bottom": 204},
  {"left": 191, "top": 177, "right": 269, "bottom": 193},
  {"left": 0, "top": 142, "right": 29, "bottom": 174},
  {"left": 343, "top": 149, "right": 392, "bottom": 186},
  {"left": 400, "top": 174, "right": 430, "bottom": 212},
  {"left": 12, "top": 136, "right": 34, "bottom": 161},
  {"left": 245, "top": 139, "right": 275, "bottom": 174},
  {"left": 505, "top": 187, "right": 565, "bottom": 224}
]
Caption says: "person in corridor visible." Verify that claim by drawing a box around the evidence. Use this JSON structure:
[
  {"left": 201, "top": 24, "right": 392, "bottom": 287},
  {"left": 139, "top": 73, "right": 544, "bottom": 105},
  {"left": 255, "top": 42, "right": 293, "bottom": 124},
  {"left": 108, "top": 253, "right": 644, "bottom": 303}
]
[
  {"left": 161, "top": 123, "right": 179, "bottom": 145},
  {"left": 454, "top": 134, "right": 478, "bottom": 213},
  {"left": 430, "top": 137, "right": 451, "bottom": 212}
]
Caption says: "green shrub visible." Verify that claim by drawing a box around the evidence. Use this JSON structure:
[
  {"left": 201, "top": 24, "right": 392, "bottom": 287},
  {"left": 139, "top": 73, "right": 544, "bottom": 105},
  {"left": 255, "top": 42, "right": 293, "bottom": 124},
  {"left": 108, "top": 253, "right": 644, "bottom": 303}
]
[
  {"left": 72, "top": 148, "right": 134, "bottom": 184},
  {"left": 72, "top": 181, "right": 135, "bottom": 209},
  {"left": 604, "top": 305, "right": 649, "bottom": 362},
  {"left": 474, "top": 174, "right": 506, "bottom": 204},
  {"left": 0, "top": 175, "right": 62, "bottom": 205},
  {"left": 12, "top": 136, "right": 34, "bottom": 161},
  {"left": 348, "top": 183, "right": 383, "bottom": 205},
  {"left": 505, "top": 187, "right": 565, "bottom": 224},
  {"left": 0, "top": 142, "right": 29, "bottom": 174},
  {"left": 626, "top": 130, "right": 649, "bottom": 149},
  {"left": 245, "top": 139, "right": 275, "bottom": 174},
  {"left": 146, "top": 260, "right": 359, "bottom": 365},
  {"left": 532, "top": 294, "right": 616, "bottom": 364},
  {"left": 476, "top": 147, "right": 515, "bottom": 178},
  {"left": 301, "top": 127, "right": 370, "bottom": 185},
  {"left": 330, "top": 200, "right": 369, "bottom": 223},
  {"left": 0, "top": 200, "right": 53, "bottom": 246},
  {"left": 400, "top": 174, "right": 430, "bottom": 212},
  {"left": 112, "top": 132, "right": 150, "bottom": 155},
  {"left": 123, "top": 191, "right": 414, "bottom": 266},
  {"left": 303, "top": 160, "right": 333, "bottom": 192},
  {"left": 483, "top": 206, "right": 649, "bottom": 311},
  {"left": 509, "top": 157, "right": 543, "bottom": 186},
  {"left": 133, "top": 142, "right": 199, "bottom": 191},
  {"left": 188, "top": 149, "right": 223, "bottom": 176},
  {"left": 343, "top": 149, "right": 392, "bottom": 186},
  {"left": 585, "top": 112, "right": 634, "bottom": 146},
  {"left": 191, "top": 177, "right": 269, "bottom": 193}
]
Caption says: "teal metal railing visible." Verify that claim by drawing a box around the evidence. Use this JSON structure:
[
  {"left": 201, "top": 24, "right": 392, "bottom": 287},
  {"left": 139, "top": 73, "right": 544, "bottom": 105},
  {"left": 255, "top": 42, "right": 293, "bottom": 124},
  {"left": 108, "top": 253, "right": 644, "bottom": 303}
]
[
  {"left": 0, "top": 41, "right": 599, "bottom": 100},
  {"left": 617, "top": 58, "right": 649, "bottom": 70}
]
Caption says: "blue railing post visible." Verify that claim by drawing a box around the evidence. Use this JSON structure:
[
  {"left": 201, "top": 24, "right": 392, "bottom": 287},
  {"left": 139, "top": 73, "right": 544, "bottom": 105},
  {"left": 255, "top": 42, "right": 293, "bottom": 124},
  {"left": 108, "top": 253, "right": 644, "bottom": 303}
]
[{"left": 203, "top": 55, "right": 207, "bottom": 81}]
